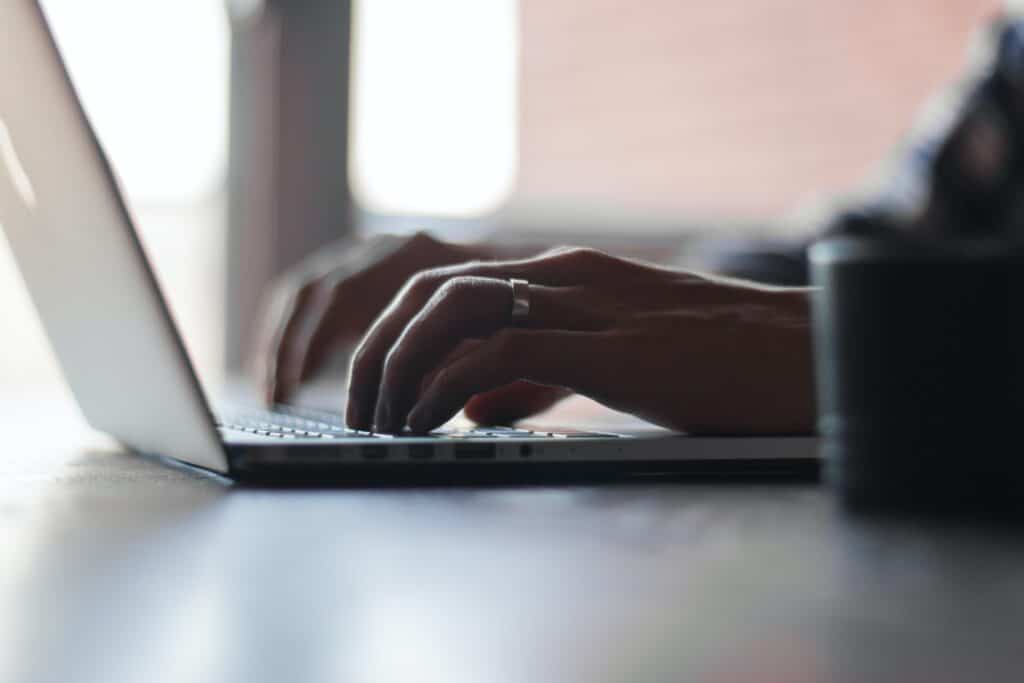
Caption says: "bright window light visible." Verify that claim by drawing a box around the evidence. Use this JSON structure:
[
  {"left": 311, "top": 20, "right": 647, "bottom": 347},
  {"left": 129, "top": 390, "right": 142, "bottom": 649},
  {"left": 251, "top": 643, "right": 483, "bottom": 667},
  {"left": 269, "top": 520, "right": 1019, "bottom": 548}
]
[
  {"left": 0, "top": 1, "right": 230, "bottom": 387},
  {"left": 39, "top": 0, "right": 229, "bottom": 204},
  {"left": 350, "top": 0, "right": 519, "bottom": 217}
]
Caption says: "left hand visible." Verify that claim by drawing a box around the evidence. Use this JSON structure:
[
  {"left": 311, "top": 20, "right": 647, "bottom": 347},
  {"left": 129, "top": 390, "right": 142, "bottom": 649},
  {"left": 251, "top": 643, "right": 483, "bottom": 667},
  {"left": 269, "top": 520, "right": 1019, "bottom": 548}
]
[
  {"left": 253, "top": 232, "right": 483, "bottom": 405},
  {"left": 346, "top": 247, "right": 816, "bottom": 435}
]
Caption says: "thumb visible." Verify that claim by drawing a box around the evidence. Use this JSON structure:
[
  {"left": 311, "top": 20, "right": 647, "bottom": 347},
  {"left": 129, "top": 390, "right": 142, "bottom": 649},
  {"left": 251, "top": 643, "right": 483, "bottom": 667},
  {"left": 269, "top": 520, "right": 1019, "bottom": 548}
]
[{"left": 463, "top": 381, "right": 571, "bottom": 425}]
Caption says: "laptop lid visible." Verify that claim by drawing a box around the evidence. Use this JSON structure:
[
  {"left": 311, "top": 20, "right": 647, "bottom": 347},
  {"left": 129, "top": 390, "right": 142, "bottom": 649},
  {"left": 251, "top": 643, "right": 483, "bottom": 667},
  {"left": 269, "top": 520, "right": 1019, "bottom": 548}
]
[{"left": 0, "top": 2, "right": 227, "bottom": 473}]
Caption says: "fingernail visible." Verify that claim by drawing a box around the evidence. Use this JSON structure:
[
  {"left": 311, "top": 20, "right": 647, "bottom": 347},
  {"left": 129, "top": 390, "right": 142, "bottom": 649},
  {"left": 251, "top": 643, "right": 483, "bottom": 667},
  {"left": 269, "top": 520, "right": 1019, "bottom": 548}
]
[
  {"left": 374, "top": 398, "right": 391, "bottom": 433},
  {"left": 407, "top": 403, "right": 431, "bottom": 434},
  {"left": 345, "top": 400, "right": 362, "bottom": 429}
]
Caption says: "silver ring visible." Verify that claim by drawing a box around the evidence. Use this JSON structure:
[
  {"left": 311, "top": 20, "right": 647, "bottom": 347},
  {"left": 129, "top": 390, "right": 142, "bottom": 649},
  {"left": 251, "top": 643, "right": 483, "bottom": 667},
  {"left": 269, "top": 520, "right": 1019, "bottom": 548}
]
[{"left": 509, "top": 278, "right": 530, "bottom": 322}]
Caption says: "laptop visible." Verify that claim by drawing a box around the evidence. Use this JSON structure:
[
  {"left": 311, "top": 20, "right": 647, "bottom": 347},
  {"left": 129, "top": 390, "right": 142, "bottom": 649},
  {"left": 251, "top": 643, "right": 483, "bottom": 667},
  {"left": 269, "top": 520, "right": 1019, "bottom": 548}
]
[{"left": 0, "top": 2, "right": 818, "bottom": 483}]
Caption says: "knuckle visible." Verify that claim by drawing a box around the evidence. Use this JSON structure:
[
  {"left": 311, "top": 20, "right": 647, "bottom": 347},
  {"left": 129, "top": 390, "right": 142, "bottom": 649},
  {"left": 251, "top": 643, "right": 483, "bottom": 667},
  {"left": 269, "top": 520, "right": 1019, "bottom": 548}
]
[
  {"left": 540, "top": 245, "right": 574, "bottom": 259},
  {"left": 424, "top": 277, "right": 483, "bottom": 319},
  {"left": 349, "top": 343, "right": 374, "bottom": 379},
  {"left": 409, "top": 230, "right": 439, "bottom": 247},
  {"left": 297, "top": 278, "right": 322, "bottom": 299},
  {"left": 277, "top": 265, "right": 322, "bottom": 298},
  {"left": 269, "top": 277, "right": 311, "bottom": 314},
  {"left": 404, "top": 270, "right": 431, "bottom": 296},
  {"left": 291, "top": 282, "right": 327, "bottom": 322},
  {"left": 407, "top": 268, "right": 445, "bottom": 300},
  {"left": 541, "top": 246, "right": 608, "bottom": 269},
  {"left": 565, "top": 246, "right": 606, "bottom": 265},
  {"left": 434, "top": 275, "right": 477, "bottom": 304},
  {"left": 380, "top": 345, "right": 406, "bottom": 384},
  {"left": 325, "top": 272, "right": 351, "bottom": 297}
]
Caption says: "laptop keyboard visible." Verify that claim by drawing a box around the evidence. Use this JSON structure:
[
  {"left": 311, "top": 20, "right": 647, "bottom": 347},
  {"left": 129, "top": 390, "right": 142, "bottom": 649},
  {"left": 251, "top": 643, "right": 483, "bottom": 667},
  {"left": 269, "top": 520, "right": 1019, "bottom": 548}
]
[{"left": 217, "top": 405, "right": 609, "bottom": 440}]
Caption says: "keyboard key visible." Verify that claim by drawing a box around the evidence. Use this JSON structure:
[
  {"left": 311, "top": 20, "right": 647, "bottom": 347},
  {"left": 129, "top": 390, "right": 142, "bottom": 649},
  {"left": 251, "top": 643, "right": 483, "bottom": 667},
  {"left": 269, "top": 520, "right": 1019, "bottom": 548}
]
[{"left": 219, "top": 407, "right": 621, "bottom": 442}]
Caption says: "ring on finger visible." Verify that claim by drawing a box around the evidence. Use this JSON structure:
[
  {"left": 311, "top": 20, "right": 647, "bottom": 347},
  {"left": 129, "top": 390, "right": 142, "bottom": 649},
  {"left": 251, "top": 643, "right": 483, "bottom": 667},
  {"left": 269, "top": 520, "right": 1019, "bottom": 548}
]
[{"left": 509, "top": 278, "right": 530, "bottom": 324}]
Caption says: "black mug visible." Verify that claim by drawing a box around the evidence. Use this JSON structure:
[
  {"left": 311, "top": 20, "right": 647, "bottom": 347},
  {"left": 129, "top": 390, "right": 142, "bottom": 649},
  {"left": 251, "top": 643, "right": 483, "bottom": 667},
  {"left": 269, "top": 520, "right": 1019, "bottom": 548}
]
[{"left": 809, "top": 234, "right": 1024, "bottom": 515}]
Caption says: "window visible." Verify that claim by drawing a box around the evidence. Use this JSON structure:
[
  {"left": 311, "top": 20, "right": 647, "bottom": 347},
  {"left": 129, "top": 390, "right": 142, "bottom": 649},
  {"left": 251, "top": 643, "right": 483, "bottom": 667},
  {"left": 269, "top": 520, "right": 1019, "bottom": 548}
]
[
  {"left": 349, "top": 0, "right": 519, "bottom": 218},
  {"left": 515, "top": 0, "right": 1003, "bottom": 231},
  {"left": 351, "top": 0, "right": 1004, "bottom": 236}
]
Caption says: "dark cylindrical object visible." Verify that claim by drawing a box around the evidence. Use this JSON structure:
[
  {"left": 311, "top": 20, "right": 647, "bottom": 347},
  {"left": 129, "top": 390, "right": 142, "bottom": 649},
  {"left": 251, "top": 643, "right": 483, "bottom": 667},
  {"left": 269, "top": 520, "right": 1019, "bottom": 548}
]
[{"left": 810, "top": 235, "right": 1024, "bottom": 515}]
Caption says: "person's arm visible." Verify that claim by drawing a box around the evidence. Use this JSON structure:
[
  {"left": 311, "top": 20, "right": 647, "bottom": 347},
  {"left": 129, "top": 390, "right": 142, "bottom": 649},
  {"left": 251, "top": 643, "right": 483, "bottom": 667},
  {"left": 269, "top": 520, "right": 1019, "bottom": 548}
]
[{"left": 344, "top": 247, "right": 815, "bottom": 435}]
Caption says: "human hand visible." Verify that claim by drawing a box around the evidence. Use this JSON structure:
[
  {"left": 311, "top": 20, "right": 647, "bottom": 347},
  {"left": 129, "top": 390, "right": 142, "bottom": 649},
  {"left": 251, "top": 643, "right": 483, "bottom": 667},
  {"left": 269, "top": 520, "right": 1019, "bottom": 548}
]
[
  {"left": 346, "top": 247, "right": 816, "bottom": 435},
  {"left": 255, "top": 232, "right": 482, "bottom": 404}
]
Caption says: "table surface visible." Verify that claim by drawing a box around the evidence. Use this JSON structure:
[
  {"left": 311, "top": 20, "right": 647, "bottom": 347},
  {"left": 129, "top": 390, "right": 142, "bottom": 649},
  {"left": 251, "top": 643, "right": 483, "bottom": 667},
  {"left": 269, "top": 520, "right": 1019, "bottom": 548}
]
[{"left": 2, "top": 389, "right": 1023, "bottom": 683}]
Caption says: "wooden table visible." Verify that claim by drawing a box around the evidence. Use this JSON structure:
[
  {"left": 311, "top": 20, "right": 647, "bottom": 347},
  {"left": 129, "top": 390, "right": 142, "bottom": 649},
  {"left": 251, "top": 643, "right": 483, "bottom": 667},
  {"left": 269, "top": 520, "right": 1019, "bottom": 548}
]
[{"left": 1, "top": 390, "right": 1022, "bottom": 683}]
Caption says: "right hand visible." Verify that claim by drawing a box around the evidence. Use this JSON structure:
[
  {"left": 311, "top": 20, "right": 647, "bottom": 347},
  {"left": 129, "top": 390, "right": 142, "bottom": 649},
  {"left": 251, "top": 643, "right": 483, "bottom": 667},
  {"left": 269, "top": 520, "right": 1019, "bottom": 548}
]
[
  {"left": 344, "top": 247, "right": 814, "bottom": 435},
  {"left": 254, "top": 231, "right": 569, "bottom": 423}
]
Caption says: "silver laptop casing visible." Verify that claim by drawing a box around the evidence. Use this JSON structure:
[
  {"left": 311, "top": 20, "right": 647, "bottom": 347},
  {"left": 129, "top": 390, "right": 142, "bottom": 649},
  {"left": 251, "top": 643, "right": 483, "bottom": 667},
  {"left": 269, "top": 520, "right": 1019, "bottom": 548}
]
[{"left": 1, "top": 1, "right": 227, "bottom": 472}]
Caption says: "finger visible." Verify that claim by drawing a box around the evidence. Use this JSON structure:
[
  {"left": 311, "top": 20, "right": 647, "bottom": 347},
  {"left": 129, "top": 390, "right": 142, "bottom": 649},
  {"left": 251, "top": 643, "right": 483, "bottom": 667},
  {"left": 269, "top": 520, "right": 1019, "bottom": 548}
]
[
  {"left": 344, "top": 248, "right": 614, "bottom": 428},
  {"left": 276, "top": 286, "right": 341, "bottom": 400},
  {"left": 263, "top": 279, "right": 321, "bottom": 405},
  {"left": 290, "top": 270, "right": 373, "bottom": 387},
  {"left": 418, "top": 338, "right": 484, "bottom": 398},
  {"left": 463, "top": 381, "right": 572, "bottom": 425},
  {"left": 346, "top": 275, "right": 435, "bottom": 429},
  {"left": 373, "top": 278, "right": 602, "bottom": 432},
  {"left": 273, "top": 237, "right": 409, "bottom": 406},
  {"left": 406, "top": 329, "right": 600, "bottom": 433}
]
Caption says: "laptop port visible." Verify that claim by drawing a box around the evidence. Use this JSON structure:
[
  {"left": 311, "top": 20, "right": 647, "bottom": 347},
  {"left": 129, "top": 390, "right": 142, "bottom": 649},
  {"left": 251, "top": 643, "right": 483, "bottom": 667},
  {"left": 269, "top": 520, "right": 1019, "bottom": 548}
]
[{"left": 454, "top": 443, "right": 495, "bottom": 460}]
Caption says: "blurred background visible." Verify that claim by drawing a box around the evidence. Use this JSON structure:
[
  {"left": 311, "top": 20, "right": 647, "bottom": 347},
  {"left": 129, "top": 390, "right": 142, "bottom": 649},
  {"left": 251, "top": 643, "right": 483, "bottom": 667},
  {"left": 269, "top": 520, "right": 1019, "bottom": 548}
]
[{"left": 0, "top": 0, "right": 1002, "bottom": 393}]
